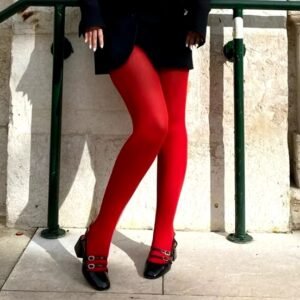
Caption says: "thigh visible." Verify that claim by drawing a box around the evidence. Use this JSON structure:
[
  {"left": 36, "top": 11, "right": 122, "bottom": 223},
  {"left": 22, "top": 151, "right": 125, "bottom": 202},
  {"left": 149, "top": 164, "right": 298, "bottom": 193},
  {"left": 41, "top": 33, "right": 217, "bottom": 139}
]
[
  {"left": 109, "top": 45, "right": 168, "bottom": 127},
  {"left": 157, "top": 68, "right": 189, "bottom": 122}
]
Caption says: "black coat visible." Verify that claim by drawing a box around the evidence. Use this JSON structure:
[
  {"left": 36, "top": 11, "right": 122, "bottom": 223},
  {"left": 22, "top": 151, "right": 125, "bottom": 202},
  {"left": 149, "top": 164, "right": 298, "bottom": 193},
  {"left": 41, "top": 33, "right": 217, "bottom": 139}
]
[{"left": 78, "top": 0, "right": 211, "bottom": 74}]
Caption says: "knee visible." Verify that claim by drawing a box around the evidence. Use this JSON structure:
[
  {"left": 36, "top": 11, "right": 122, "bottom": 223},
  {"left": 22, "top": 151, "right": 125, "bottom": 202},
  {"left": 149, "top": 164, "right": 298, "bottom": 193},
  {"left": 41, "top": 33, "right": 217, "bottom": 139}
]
[
  {"left": 135, "top": 114, "right": 169, "bottom": 145},
  {"left": 154, "top": 115, "right": 169, "bottom": 141}
]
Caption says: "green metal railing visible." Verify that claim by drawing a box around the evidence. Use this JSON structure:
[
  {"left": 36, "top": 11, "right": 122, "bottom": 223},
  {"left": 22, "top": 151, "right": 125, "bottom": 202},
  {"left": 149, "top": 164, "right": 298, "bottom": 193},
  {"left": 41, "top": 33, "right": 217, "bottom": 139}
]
[{"left": 1, "top": 0, "right": 300, "bottom": 241}]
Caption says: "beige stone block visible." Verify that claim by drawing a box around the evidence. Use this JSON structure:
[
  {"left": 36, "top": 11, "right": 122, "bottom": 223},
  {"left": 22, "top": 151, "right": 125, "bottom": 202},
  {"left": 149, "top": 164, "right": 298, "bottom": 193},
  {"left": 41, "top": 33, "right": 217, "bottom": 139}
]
[
  {"left": 9, "top": 34, "right": 52, "bottom": 134},
  {"left": 242, "top": 29, "right": 290, "bottom": 232},
  {"left": 63, "top": 36, "right": 131, "bottom": 113},
  {"left": 58, "top": 135, "right": 157, "bottom": 228},
  {"left": 65, "top": 7, "right": 82, "bottom": 35},
  {"left": 6, "top": 133, "right": 49, "bottom": 228},
  {"left": 11, "top": 5, "right": 86, "bottom": 36},
  {"left": 0, "top": 128, "right": 7, "bottom": 216},
  {"left": 58, "top": 135, "right": 99, "bottom": 228},
  {"left": 0, "top": 33, "right": 11, "bottom": 127},
  {"left": 290, "top": 187, "right": 300, "bottom": 229},
  {"left": 0, "top": 1, "right": 13, "bottom": 30},
  {"left": 1, "top": 27, "right": 15, "bottom": 218},
  {"left": 10, "top": 34, "right": 134, "bottom": 135},
  {"left": 12, "top": 7, "right": 54, "bottom": 35},
  {"left": 0, "top": 280, "right": 4, "bottom": 289}
]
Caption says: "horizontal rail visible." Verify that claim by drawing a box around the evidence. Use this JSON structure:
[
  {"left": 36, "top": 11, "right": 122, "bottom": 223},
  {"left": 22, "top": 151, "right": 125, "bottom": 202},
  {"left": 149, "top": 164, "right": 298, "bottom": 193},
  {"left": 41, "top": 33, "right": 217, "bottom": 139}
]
[
  {"left": 2, "top": 0, "right": 300, "bottom": 24},
  {"left": 211, "top": 0, "right": 300, "bottom": 10}
]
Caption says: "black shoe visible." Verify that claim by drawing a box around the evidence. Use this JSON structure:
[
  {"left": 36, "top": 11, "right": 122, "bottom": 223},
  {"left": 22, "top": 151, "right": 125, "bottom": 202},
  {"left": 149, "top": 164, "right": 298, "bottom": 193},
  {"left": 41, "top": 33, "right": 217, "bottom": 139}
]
[
  {"left": 143, "top": 238, "right": 178, "bottom": 279},
  {"left": 74, "top": 234, "right": 110, "bottom": 291}
]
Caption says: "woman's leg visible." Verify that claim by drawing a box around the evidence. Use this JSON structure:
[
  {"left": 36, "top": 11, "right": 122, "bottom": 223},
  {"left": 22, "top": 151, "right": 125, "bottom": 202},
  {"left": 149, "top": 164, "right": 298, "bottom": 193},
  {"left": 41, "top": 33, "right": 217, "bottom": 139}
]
[
  {"left": 148, "top": 68, "right": 189, "bottom": 263},
  {"left": 86, "top": 45, "right": 169, "bottom": 264}
]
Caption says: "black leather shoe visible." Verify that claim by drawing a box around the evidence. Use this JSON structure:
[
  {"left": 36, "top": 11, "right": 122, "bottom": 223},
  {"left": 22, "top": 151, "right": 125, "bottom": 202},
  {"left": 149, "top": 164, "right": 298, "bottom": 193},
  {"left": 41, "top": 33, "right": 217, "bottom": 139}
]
[
  {"left": 74, "top": 234, "right": 110, "bottom": 291},
  {"left": 143, "top": 238, "right": 178, "bottom": 279}
]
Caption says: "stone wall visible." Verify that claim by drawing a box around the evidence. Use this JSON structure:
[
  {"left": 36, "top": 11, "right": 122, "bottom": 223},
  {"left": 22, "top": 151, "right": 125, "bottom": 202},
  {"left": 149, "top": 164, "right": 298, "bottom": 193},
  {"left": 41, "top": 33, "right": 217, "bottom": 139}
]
[
  {"left": 287, "top": 11, "right": 300, "bottom": 229},
  {"left": 0, "top": 0, "right": 12, "bottom": 216},
  {"left": 3, "top": 6, "right": 292, "bottom": 232}
]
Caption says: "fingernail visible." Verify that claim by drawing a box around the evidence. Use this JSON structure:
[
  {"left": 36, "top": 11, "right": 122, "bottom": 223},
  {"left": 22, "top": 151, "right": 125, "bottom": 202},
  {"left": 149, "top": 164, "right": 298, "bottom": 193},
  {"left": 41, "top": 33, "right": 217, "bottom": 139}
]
[
  {"left": 186, "top": 43, "right": 188, "bottom": 47},
  {"left": 93, "top": 47, "right": 96, "bottom": 52},
  {"left": 195, "top": 43, "right": 199, "bottom": 48},
  {"left": 100, "top": 43, "right": 103, "bottom": 49},
  {"left": 89, "top": 44, "right": 92, "bottom": 49}
]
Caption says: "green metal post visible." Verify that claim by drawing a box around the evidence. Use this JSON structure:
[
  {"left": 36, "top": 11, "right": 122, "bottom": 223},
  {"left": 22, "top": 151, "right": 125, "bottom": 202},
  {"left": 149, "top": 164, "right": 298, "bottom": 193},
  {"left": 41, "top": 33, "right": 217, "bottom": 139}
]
[
  {"left": 227, "top": 8, "right": 253, "bottom": 243},
  {"left": 41, "top": 4, "right": 66, "bottom": 239}
]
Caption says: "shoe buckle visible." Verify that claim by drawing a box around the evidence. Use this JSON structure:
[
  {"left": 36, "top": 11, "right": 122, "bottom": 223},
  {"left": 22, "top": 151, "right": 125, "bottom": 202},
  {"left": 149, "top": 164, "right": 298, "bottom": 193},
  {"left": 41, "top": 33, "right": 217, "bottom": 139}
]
[
  {"left": 88, "top": 255, "right": 95, "bottom": 261},
  {"left": 88, "top": 263, "right": 95, "bottom": 270},
  {"left": 161, "top": 250, "right": 171, "bottom": 256}
]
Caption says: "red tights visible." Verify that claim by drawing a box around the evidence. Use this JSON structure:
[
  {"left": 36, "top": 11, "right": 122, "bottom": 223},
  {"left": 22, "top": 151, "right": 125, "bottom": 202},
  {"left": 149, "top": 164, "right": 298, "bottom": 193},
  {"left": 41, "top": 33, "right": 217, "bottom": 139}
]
[{"left": 86, "top": 45, "right": 189, "bottom": 267}]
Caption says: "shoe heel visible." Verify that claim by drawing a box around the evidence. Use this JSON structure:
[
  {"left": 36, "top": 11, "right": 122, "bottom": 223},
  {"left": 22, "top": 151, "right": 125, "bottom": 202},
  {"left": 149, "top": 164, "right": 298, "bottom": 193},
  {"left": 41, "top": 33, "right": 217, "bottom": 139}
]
[
  {"left": 172, "top": 247, "right": 177, "bottom": 261},
  {"left": 74, "top": 235, "right": 84, "bottom": 258},
  {"left": 172, "top": 239, "right": 177, "bottom": 261}
]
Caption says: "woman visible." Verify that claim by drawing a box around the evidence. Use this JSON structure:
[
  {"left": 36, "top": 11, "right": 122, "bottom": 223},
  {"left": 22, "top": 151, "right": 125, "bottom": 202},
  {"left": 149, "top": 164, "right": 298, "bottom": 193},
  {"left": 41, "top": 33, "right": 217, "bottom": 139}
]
[{"left": 75, "top": 0, "right": 210, "bottom": 291}]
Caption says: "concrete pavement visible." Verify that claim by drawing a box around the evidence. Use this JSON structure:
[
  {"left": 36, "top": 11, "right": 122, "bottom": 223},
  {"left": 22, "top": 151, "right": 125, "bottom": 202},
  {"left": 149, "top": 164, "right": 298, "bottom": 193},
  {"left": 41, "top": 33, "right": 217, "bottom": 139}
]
[{"left": 1, "top": 222, "right": 300, "bottom": 299}]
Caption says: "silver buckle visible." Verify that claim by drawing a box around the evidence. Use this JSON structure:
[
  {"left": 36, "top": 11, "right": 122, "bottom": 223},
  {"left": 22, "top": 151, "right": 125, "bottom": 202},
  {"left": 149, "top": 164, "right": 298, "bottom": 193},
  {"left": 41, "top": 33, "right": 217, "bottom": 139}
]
[
  {"left": 88, "top": 255, "right": 95, "bottom": 261},
  {"left": 88, "top": 263, "right": 95, "bottom": 270},
  {"left": 162, "top": 250, "right": 171, "bottom": 256}
]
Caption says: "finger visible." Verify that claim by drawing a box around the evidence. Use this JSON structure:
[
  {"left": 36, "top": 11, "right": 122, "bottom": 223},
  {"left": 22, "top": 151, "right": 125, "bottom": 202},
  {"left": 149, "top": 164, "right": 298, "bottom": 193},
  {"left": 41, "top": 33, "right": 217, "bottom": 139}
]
[
  {"left": 195, "top": 35, "right": 201, "bottom": 48},
  {"left": 84, "top": 32, "right": 88, "bottom": 43},
  {"left": 88, "top": 31, "right": 92, "bottom": 49},
  {"left": 92, "top": 29, "right": 97, "bottom": 51},
  {"left": 98, "top": 29, "right": 104, "bottom": 48},
  {"left": 186, "top": 34, "right": 192, "bottom": 48},
  {"left": 189, "top": 36, "right": 196, "bottom": 50}
]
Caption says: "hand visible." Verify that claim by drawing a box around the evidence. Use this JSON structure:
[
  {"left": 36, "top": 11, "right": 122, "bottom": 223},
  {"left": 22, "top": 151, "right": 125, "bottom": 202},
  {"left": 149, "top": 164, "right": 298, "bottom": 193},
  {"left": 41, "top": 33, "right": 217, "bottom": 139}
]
[
  {"left": 84, "top": 27, "right": 104, "bottom": 51},
  {"left": 185, "top": 31, "right": 205, "bottom": 49}
]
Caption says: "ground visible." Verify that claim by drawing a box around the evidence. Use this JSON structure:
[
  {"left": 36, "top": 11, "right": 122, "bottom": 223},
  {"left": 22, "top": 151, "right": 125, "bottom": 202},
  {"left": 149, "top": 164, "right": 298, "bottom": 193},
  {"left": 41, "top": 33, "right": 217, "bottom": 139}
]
[{"left": 1, "top": 217, "right": 300, "bottom": 299}]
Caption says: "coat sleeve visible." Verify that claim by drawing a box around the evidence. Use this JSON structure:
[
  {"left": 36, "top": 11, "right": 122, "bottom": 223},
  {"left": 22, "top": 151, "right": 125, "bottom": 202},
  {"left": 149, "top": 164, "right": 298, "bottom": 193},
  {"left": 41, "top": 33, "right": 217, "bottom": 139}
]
[
  {"left": 78, "top": 0, "right": 106, "bottom": 38},
  {"left": 185, "top": 0, "right": 211, "bottom": 46}
]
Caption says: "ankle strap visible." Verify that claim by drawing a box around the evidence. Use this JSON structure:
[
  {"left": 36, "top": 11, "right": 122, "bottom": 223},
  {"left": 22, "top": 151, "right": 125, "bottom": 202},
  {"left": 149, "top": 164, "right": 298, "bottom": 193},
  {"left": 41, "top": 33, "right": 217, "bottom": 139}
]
[
  {"left": 148, "top": 244, "right": 175, "bottom": 263},
  {"left": 151, "top": 246, "right": 172, "bottom": 256},
  {"left": 84, "top": 255, "right": 108, "bottom": 272}
]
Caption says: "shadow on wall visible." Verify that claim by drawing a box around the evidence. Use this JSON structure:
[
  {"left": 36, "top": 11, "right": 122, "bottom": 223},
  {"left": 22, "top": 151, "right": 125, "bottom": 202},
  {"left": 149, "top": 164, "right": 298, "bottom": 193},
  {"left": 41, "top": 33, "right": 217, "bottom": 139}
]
[
  {"left": 9, "top": 12, "right": 288, "bottom": 232},
  {"left": 209, "top": 14, "right": 226, "bottom": 232},
  {"left": 287, "top": 15, "right": 298, "bottom": 186},
  {"left": 12, "top": 29, "right": 126, "bottom": 228},
  {"left": 0, "top": 33, "right": 11, "bottom": 216}
]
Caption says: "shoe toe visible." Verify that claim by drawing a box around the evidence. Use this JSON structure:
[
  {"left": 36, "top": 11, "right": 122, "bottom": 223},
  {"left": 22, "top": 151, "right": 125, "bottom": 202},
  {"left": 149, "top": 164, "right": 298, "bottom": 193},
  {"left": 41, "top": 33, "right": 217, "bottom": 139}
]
[
  {"left": 143, "top": 261, "right": 171, "bottom": 279},
  {"left": 82, "top": 267, "right": 110, "bottom": 290}
]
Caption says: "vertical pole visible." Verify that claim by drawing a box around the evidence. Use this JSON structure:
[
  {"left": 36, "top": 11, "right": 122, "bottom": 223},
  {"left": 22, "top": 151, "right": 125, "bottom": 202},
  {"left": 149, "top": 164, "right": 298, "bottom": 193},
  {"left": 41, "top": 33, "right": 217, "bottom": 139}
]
[
  {"left": 41, "top": 4, "right": 66, "bottom": 239},
  {"left": 227, "top": 8, "right": 252, "bottom": 243}
]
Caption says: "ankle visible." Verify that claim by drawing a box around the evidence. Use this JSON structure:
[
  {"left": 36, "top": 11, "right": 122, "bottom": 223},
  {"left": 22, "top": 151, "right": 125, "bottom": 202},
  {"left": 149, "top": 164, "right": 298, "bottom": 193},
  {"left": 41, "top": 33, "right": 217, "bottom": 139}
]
[
  {"left": 147, "top": 246, "right": 173, "bottom": 265},
  {"left": 83, "top": 230, "right": 109, "bottom": 271}
]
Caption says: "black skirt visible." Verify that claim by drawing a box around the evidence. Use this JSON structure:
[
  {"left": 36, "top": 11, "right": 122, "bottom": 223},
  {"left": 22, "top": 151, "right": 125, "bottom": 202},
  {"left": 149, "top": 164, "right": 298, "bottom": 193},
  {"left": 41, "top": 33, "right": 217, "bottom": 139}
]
[
  {"left": 133, "top": 12, "right": 193, "bottom": 70},
  {"left": 93, "top": 1, "right": 194, "bottom": 74},
  {"left": 79, "top": 0, "right": 210, "bottom": 74}
]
